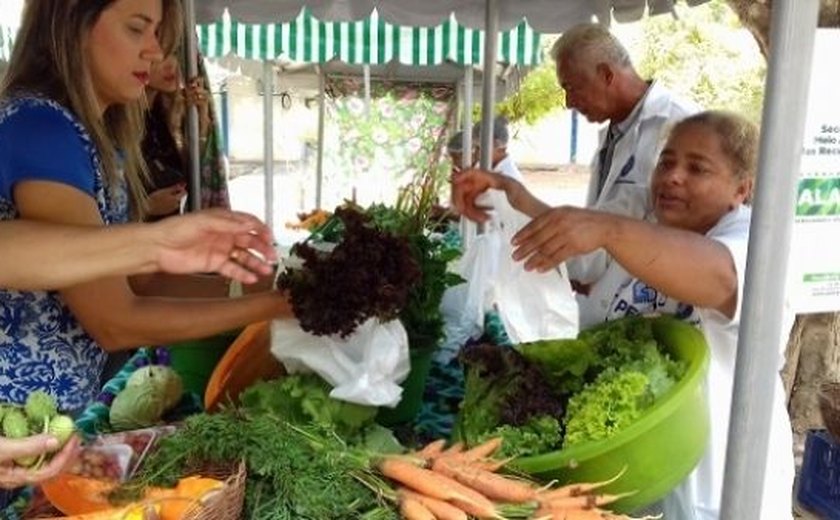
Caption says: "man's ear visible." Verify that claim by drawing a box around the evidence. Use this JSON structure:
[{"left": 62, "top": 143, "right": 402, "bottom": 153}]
[{"left": 595, "top": 63, "right": 614, "bottom": 85}]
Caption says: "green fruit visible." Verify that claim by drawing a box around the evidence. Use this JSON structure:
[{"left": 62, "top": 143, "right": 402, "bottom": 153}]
[
  {"left": 15, "top": 455, "right": 37, "bottom": 468},
  {"left": 2, "top": 409, "right": 30, "bottom": 438},
  {"left": 24, "top": 390, "right": 57, "bottom": 426},
  {"left": 48, "top": 415, "right": 76, "bottom": 447}
]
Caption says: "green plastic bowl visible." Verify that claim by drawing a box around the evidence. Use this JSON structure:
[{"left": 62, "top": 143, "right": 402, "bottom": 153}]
[{"left": 514, "top": 316, "right": 711, "bottom": 513}]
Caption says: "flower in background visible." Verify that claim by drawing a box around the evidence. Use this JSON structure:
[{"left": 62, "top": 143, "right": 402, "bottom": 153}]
[
  {"left": 407, "top": 137, "right": 423, "bottom": 153},
  {"left": 346, "top": 97, "right": 366, "bottom": 115},
  {"left": 379, "top": 101, "right": 395, "bottom": 118},
  {"left": 410, "top": 114, "right": 426, "bottom": 130},
  {"left": 353, "top": 155, "right": 371, "bottom": 171},
  {"left": 371, "top": 128, "right": 389, "bottom": 145}
]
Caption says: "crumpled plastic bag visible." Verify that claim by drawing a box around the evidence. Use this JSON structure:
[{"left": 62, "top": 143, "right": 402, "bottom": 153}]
[
  {"left": 271, "top": 317, "right": 411, "bottom": 407},
  {"left": 439, "top": 190, "right": 578, "bottom": 359}
]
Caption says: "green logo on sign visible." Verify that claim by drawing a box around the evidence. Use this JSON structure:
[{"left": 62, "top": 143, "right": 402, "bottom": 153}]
[{"left": 797, "top": 178, "right": 840, "bottom": 216}]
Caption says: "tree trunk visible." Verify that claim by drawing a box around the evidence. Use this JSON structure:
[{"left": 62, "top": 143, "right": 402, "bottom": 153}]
[{"left": 725, "top": 0, "right": 840, "bottom": 58}]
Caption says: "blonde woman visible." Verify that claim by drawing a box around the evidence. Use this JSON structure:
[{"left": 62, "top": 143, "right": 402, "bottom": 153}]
[
  {"left": 0, "top": 209, "right": 274, "bottom": 490},
  {"left": 0, "top": 0, "right": 290, "bottom": 414}
]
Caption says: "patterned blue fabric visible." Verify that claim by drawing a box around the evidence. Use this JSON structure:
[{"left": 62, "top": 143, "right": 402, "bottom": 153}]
[{"left": 0, "top": 96, "right": 128, "bottom": 411}]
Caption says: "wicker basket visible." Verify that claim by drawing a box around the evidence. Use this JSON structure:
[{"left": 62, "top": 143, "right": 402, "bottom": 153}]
[
  {"left": 28, "top": 460, "right": 247, "bottom": 519},
  {"left": 819, "top": 380, "right": 840, "bottom": 442},
  {"left": 182, "top": 460, "right": 247, "bottom": 520}
]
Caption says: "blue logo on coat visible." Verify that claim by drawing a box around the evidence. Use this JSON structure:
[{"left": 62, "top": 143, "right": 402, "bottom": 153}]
[
  {"left": 615, "top": 155, "right": 636, "bottom": 185},
  {"left": 632, "top": 280, "right": 657, "bottom": 304}
]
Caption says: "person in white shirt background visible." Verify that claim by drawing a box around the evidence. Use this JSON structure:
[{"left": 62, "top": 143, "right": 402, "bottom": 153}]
[
  {"left": 551, "top": 23, "right": 700, "bottom": 289},
  {"left": 451, "top": 110, "right": 795, "bottom": 520},
  {"left": 471, "top": 116, "right": 524, "bottom": 183}
]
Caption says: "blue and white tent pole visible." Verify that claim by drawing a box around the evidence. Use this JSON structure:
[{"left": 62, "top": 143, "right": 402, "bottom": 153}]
[{"left": 720, "top": 0, "right": 820, "bottom": 517}]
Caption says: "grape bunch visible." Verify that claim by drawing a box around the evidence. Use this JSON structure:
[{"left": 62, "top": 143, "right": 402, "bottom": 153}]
[
  {"left": 1, "top": 390, "right": 75, "bottom": 468},
  {"left": 277, "top": 207, "right": 422, "bottom": 337}
]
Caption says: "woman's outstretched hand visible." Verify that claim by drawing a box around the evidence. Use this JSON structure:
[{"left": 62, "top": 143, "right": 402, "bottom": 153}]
[{"left": 150, "top": 209, "right": 278, "bottom": 284}]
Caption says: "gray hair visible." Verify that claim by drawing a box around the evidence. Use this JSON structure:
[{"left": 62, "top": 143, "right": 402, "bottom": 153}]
[{"left": 551, "top": 23, "right": 632, "bottom": 71}]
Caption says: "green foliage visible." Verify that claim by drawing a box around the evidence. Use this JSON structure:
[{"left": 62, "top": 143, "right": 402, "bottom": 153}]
[
  {"left": 487, "top": 0, "right": 765, "bottom": 126},
  {"left": 496, "top": 62, "right": 565, "bottom": 124},
  {"left": 632, "top": 0, "right": 766, "bottom": 122},
  {"left": 516, "top": 338, "right": 599, "bottom": 395},
  {"left": 562, "top": 370, "right": 653, "bottom": 448},
  {"left": 239, "top": 374, "right": 378, "bottom": 436},
  {"left": 126, "top": 412, "right": 396, "bottom": 520},
  {"left": 477, "top": 415, "right": 564, "bottom": 458},
  {"left": 326, "top": 82, "right": 454, "bottom": 205}
]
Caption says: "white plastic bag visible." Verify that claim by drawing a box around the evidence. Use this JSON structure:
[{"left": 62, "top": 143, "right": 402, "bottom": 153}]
[
  {"left": 440, "top": 190, "right": 578, "bottom": 355},
  {"left": 270, "top": 318, "right": 411, "bottom": 407}
]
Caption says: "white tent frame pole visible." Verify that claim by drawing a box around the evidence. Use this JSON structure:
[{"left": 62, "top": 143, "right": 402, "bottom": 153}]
[
  {"left": 263, "top": 60, "right": 275, "bottom": 231},
  {"left": 460, "top": 66, "right": 476, "bottom": 250},
  {"left": 316, "top": 67, "right": 326, "bottom": 210},
  {"left": 184, "top": 0, "right": 201, "bottom": 211},
  {"left": 476, "top": 0, "right": 498, "bottom": 237},
  {"left": 720, "top": 0, "right": 820, "bottom": 517},
  {"left": 478, "top": 0, "right": 498, "bottom": 171},
  {"left": 363, "top": 64, "right": 371, "bottom": 116}
]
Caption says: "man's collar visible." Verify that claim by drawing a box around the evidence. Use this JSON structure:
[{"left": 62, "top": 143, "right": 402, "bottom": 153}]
[{"left": 611, "top": 80, "right": 655, "bottom": 136}]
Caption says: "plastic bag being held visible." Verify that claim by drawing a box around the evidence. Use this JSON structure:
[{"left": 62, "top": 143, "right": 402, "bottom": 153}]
[{"left": 441, "top": 190, "right": 578, "bottom": 356}]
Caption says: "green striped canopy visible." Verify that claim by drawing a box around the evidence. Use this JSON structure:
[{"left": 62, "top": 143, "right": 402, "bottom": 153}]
[{"left": 197, "top": 8, "right": 541, "bottom": 66}]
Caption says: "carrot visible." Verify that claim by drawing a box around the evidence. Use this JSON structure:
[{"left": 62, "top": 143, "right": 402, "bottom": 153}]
[
  {"left": 471, "top": 456, "right": 514, "bottom": 473},
  {"left": 417, "top": 439, "right": 447, "bottom": 458},
  {"left": 432, "top": 458, "right": 537, "bottom": 503},
  {"left": 540, "top": 468, "right": 628, "bottom": 500},
  {"left": 542, "top": 491, "right": 636, "bottom": 511},
  {"left": 379, "top": 458, "right": 493, "bottom": 510},
  {"left": 398, "top": 488, "right": 468, "bottom": 520},
  {"left": 460, "top": 437, "right": 503, "bottom": 461},
  {"left": 447, "top": 492, "right": 503, "bottom": 520},
  {"left": 399, "top": 494, "right": 437, "bottom": 520},
  {"left": 442, "top": 442, "right": 464, "bottom": 455}
]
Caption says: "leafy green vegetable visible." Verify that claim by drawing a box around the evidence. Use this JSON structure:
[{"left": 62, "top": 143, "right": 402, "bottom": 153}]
[
  {"left": 122, "top": 411, "right": 396, "bottom": 520},
  {"left": 24, "top": 390, "right": 57, "bottom": 427},
  {"left": 109, "top": 384, "right": 166, "bottom": 431},
  {"left": 126, "top": 365, "right": 183, "bottom": 410},
  {"left": 516, "top": 338, "right": 599, "bottom": 395},
  {"left": 477, "top": 415, "right": 563, "bottom": 458},
  {"left": 239, "top": 374, "right": 377, "bottom": 437},
  {"left": 457, "top": 343, "right": 565, "bottom": 447},
  {"left": 562, "top": 369, "right": 653, "bottom": 448}
]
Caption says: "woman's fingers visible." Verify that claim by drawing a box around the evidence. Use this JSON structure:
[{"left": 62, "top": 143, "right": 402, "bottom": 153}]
[
  {"left": 0, "top": 435, "right": 59, "bottom": 463},
  {"left": 0, "top": 435, "right": 80, "bottom": 488}
]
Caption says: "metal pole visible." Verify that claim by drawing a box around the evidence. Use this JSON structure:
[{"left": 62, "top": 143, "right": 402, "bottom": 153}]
[
  {"left": 460, "top": 66, "right": 475, "bottom": 250},
  {"left": 316, "top": 68, "right": 326, "bottom": 210},
  {"left": 262, "top": 61, "right": 275, "bottom": 231},
  {"left": 363, "top": 64, "right": 371, "bottom": 117},
  {"left": 463, "top": 68, "right": 474, "bottom": 168},
  {"left": 720, "top": 1, "right": 820, "bottom": 518},
  {"left": 183, "top": 0, "right": 201, "bottom": 212},
  {"left": 478, "top": 0, "right": 498, "bottom": 171}
]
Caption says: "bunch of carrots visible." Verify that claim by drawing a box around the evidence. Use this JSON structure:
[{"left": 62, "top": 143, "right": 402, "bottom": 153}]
[{"left": 375, "top": 438, "right": 659, "bottom": 520}]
